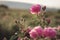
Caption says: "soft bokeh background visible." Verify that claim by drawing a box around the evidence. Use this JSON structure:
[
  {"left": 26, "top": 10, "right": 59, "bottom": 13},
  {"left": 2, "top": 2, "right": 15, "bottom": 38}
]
[
  {"left": 0, "top": 1, "right": 60, "bottom": 28},
  {"left": 0, "top": 0, "right": 60, "bottom": 40}
]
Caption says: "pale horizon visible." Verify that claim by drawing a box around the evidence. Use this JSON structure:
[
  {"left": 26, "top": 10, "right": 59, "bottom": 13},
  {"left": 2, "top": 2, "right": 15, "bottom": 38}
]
[{"left": 0, "top": 0, "right": 60, "bottom": 9}]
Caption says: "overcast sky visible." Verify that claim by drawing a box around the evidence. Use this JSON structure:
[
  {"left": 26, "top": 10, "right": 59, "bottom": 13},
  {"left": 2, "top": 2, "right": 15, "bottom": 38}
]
[{"left": 0, "top": 0, "right": 60, "bottom": 8}]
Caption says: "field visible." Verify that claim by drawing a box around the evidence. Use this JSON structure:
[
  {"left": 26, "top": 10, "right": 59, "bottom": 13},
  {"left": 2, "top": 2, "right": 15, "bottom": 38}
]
[
  {"left": 0, "top": 7, "right": 60, "bottom": 28},
  {"left": 0, "top": 6, "right": 60, "bottom": 40}
]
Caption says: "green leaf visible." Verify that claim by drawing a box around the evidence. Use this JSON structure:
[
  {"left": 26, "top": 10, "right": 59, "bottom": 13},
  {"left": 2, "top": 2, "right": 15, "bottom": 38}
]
[{"left": 9, "top": 35, "right": 18, "bottom": 40}]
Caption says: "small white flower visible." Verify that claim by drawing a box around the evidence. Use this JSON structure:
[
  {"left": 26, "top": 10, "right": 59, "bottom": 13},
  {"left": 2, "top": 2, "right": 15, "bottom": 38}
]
[{"left": 15, "top": 32, "right": 17, "bottom": 35}]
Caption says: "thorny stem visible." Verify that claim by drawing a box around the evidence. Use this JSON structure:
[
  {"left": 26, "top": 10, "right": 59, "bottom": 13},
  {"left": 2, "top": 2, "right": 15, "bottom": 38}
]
[{"left": 37, "top": 11, "right": 46, "bottom": 28}]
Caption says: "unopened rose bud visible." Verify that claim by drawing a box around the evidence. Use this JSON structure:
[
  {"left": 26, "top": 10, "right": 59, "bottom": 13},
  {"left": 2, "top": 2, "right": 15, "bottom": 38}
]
[
  {"left": 46, "top": 18, "right": 50, "bottom": 25},
  {"left": 42, "top": 6, "right": 46, "bottom": 11},
  {"left": 24, "top": 32, "right": 30, "bottom": 38},
  {"left": 15, "top": 20, "right": 18, "bottom": 23}
]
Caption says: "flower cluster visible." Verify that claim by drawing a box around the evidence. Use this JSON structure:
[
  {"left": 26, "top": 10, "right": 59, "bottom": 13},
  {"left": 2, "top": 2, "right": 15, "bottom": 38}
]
[
  {"left": 9, "top": 4, "right": 60, "bottom": 40},
  {"left": 29, "top": 26, "right": 57, "bottom": 39},
  {"left": 29, "top": 26, "right": 43, "bottom": 38},
  {"left": 17, "top": 26, "right": 60, "bottom": 40}
]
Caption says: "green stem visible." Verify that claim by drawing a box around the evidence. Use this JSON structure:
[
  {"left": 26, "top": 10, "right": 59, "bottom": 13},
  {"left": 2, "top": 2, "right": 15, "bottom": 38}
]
[{"left": 37, "top": 11, "right": 46, "bottom": 28}]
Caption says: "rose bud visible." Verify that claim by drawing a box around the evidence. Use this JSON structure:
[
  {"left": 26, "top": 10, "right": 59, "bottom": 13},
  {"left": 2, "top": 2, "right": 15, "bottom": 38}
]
[
  {"left": 42, "top": 6, "right": 46, "bottom": 11},
  {"left": 46, "top": 18, "right": 51, "bottom": 25}
]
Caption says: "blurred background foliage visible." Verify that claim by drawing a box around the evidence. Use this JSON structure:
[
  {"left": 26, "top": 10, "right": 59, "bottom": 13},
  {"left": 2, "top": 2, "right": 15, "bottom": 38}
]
[{"left": 0, "top": 5, "right": 60, "bottom": 31}]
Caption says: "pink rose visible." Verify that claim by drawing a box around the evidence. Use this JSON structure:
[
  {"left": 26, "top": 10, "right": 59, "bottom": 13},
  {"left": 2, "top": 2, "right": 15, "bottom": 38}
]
[
  {"left": 30, "top": 4, "right": 41, "bottom": 14},
  {"left": 43, "top": 27, "right": 56, "bottom": 38},
  {"left": 29, "top": 29, "right": 38, "bottom": 38},
  {"left": 33, "top": 26, "right": 43, "bottom": 37}
]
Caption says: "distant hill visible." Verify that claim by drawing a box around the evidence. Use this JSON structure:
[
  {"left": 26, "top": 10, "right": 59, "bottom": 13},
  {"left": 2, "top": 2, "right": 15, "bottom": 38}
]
[
  {"left": 0, "top": 1, "right": 32, "bottom": 9},
  {"left": 0, "top": 1, "right": 60, "bottom": 10}
]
